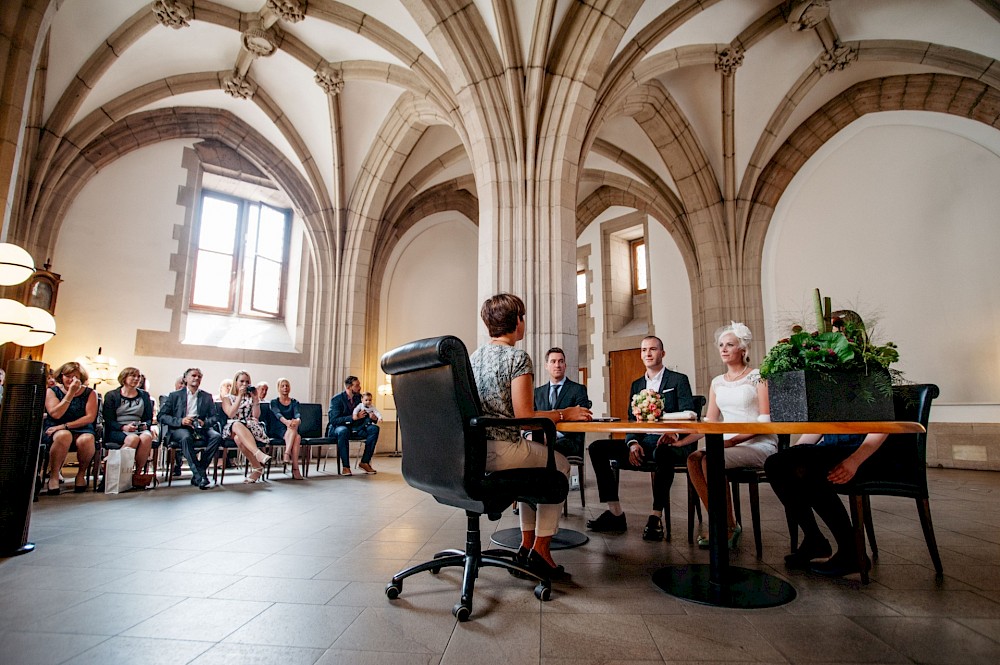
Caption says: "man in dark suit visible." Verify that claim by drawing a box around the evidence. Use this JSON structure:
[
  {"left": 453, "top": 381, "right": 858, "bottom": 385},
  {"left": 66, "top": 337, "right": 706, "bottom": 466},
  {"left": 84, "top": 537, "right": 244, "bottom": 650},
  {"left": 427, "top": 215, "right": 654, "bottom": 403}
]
[
  {"left": 533, "top": 347, "right": 592, "bottom": 459},
  {"left": 328, "top": 375, "right": 379, "bottom": 475},
  {"left": 587, "top": 335, "right": 698, "bottom": 541},
  {"left": 158, "top": 367, "right": 222, "bottom": 489}
]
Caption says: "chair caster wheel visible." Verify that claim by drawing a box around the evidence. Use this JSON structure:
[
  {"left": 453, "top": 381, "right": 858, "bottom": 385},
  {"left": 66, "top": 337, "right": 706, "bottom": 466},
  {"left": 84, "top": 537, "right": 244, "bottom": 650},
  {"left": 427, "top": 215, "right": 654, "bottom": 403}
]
[
  {"left": 385, "top": 582, "right": 401, "bottom": 599},
  {"left": 453, "top": 603, "right": 472, "bottom": 621},
  {"left": 534, "top": 583, "right": 551, "bottom": 601}
]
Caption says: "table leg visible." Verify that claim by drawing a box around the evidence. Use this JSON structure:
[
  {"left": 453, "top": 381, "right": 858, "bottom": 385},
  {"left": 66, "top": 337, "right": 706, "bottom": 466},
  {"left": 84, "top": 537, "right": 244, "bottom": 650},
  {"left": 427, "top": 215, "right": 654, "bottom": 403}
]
[{"left": 651, "top": 432, "right": 796, "bottom": 608}]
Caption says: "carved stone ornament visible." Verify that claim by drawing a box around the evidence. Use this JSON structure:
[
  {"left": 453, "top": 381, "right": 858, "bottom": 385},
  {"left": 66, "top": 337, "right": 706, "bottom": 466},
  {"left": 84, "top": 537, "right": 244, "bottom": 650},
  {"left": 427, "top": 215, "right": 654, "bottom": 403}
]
[
  {"left": 223, "top": 71, "right": 255, "bottom": 99},
  {"left": 266, "top": 0, "right": 306, "bottom": 23},
  {"left": 818, "top": 42, "right": 858, "bottom": 74},
  {"left": 715, "top": 46, "right": 745, "bottom": 77},
  {"left": 152, "top": 0, "right": 191, "bottom": 29},
  {"left": 788, "top": 0, "right": 830, "bottom": 31},
  {"left": 315, "top": 65, "right": 345, "bottom": 96},
  {"left": 242, "top": 22, "right": 278, "bottom": 57}
]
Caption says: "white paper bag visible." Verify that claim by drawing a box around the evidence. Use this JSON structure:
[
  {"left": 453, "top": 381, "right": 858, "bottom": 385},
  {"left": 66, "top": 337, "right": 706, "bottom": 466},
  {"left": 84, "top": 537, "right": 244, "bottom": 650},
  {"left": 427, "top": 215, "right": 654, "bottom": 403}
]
[{"left": 105, "top": 447, "right": 136, "bottom": 494}]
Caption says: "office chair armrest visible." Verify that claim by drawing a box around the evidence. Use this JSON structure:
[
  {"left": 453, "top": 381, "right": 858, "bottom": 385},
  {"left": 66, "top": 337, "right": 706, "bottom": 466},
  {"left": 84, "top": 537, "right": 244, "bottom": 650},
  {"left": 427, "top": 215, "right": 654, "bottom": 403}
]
[{"left": 470, "top": 417, "right": 558, "bottom": 469}]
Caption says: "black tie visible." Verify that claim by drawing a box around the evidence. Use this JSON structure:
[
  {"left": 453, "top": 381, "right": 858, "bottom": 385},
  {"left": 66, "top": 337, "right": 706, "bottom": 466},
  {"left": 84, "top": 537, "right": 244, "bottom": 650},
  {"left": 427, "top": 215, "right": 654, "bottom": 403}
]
[{"left": 550, "top": 384, "right": 560, "bottom": 409}]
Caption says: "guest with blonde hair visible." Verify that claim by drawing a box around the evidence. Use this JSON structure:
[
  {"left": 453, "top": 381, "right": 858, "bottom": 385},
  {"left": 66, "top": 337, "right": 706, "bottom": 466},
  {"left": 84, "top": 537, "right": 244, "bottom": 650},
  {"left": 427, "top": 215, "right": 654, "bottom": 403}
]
[
  {"left": 270, "top": 378, "right": 304, "bottom": 480},
  {"left": 221, "top": 370, "right": 271, "bottom": 483}
]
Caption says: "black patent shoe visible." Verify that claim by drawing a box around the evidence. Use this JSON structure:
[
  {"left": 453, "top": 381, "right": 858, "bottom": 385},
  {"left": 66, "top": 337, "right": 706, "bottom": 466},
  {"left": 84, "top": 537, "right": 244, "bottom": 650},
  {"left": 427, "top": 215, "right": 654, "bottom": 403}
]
[
  {"left": 810, "top": 552, "right": 871, "bottom": 577},
  {"left": 784, "top": 538, "right": 833, "bottom": 568},
  {"left": 527, "top": 551, "right": 569, "bottom": 581},
  {"left": 508, "top": 546, "right": 532, "bottom": 578},
  {"left": 586, "top": 510, "right": 627, "bottom": 533},
  {"left": 642, "top": 515, "right": 665, "bottom": 542}
]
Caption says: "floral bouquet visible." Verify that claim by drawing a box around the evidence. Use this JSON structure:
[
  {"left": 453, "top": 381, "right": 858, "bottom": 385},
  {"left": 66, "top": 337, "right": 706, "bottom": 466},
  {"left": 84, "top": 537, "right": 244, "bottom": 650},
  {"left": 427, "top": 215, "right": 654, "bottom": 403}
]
[{"left": 631, "top": 388, "right": 664, "bottom": 422}]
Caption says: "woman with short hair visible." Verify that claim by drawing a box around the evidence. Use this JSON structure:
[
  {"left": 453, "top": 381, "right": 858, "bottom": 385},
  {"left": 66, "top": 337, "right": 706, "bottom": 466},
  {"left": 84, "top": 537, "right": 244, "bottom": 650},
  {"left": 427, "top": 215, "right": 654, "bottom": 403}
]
[
  {"left": 102, "top": 366, "right": 155, "bottom": 484},
  {"left": 42, "top": 362, "right": 98, "bottom": 495}
]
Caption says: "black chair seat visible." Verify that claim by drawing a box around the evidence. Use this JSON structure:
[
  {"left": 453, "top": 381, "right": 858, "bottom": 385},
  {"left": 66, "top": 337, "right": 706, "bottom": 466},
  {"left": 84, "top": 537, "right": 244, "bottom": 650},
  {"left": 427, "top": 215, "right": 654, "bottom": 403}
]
[{"left": 480, "top": 468, "right": 570, "bottom": 511}]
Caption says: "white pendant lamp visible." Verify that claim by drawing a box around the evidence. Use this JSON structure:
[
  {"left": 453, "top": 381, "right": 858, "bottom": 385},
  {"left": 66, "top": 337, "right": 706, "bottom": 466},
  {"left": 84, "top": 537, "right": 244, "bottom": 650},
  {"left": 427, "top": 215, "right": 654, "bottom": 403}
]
[
  {"left": 13, "top": 307, "right": 57, "bottom": 347},
  {"left": 0, "top": 243, "right": 35, "bottom": 286},
  {"left": 0, "top": 299, "right": 32, "bottom": 344}
]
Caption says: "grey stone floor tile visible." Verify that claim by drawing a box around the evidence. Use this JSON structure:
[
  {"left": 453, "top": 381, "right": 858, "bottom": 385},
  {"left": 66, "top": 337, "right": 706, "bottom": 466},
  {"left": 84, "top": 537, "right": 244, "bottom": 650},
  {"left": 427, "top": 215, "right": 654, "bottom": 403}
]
[
  {"left": 62, "top": 636, "right": 212, "bottom": 665},
  {"left": 212, "top": 575, "right": 349, "bottom": 604},
  {"left": 42, "top": 592, "right": 183, "bottom": 636},
  {"left": 856, "top": 616, "right": 1000, "bottom": 664},
  {"left": 122, "top": 597, "right": 272, "bottom": 641},
  {"left": 953, "top": 618, "right": 1000, "bottom": 643},
  {"left": 865, "top": 589, "right": 1000, "bottom": 618},
  {"left": 161, "top": 548, "right": 271, "bottom": 573},
  {"left": 190, "top": 642, "right": 326, "bottom": 664},
  {"left": 1, "top": 563, "right": 136, "bottom": 591},
  {"left": 746, "top": 615, "right": 908, "bottom": 663},
  {"left": 0, "top": 630, "right": 109, "bottom": 665},
  {"left": 540, "top": 613, "right": 661, "bottom": 661},
  {"left": 541, "top": 584, "right": 688, "bottom": 615},
  {"left": 237, "top": 552, "right": 339, "bottom": 578},
  {"left": 643, "top": 614, "right": 786, "bottom": 662},
  {"left": 95, "top": 569, "right": 246, "bottom": 597},
  {"left": 315, "top": 650, "right": 441, "bottom": 665},
  {"left": 313, "top": 556, "right": 414, "bottom": 582},
  {"left": 331, "top": 606, "right": 458, "bottom": 653},
  {"left": 223, "top": 603, "right": 363, "bottom": 648},
  {"left": 0, "top": 588, "right": 100, "bottom": 631},
  {"left": 440, "top": 611, "right": 540, "bottom": 665}
]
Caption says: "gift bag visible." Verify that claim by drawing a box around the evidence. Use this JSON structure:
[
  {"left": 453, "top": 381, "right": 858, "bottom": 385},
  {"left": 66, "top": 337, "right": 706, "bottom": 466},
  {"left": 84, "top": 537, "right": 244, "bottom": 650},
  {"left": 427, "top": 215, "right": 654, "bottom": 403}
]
[{"left": 105, "top": 447, "right": 136, "bottom": 494}]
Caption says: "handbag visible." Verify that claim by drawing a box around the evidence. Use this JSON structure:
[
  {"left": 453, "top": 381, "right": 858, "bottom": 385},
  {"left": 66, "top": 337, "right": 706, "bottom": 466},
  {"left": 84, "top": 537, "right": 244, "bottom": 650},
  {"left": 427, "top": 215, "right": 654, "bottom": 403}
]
[{"left": 104, "top": 447, "right": 136, "bottom": 494}]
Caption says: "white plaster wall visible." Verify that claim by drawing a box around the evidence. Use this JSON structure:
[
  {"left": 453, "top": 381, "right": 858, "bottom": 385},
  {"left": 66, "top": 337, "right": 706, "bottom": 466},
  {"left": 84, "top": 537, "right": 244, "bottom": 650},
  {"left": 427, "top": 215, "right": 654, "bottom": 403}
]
[
  {"left": 45, "top": 140, "right": 311, "bottom": 401},
  {"left": 377, "top": 212, "right": 479, "bottom": 411},
  {"left": 763, "top": 112, "right": 1000, "bottom": 423}
]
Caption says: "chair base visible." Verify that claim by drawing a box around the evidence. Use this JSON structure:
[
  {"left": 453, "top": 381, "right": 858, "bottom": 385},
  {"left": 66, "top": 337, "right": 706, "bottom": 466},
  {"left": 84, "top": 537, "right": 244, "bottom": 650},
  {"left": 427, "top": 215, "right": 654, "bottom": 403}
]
[
  {"left": 490, "top": 527, "right": 588, "bottom": 550},
  {"left": 385, "top": 513, "right": 553, "bottom": 620}
]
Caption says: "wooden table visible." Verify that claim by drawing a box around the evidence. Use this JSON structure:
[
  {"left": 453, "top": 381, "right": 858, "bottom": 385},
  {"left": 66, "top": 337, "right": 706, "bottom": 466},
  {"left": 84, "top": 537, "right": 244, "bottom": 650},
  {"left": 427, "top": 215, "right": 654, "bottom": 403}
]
[{"left": 558, "top": 420, "right": 924, "bottom": 608}]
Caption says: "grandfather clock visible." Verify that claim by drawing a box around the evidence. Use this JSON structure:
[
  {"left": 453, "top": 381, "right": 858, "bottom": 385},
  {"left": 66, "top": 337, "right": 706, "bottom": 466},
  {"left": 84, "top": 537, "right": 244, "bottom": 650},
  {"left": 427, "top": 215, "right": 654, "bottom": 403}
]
[{"left": 0, "top": 261, "right": 61, "bottom": 371}]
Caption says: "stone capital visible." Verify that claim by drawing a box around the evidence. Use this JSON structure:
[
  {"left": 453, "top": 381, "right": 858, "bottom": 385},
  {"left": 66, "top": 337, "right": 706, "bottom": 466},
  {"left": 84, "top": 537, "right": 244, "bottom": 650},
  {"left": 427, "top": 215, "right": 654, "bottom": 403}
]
[
  {"left": 152, "top": 0, "right": 191, "bottom": 29},
  {"left": 818, "top": 42, "right": 858, "bottom": 74},
  {"left": 715, "top": 46, "right": 745, "bottom": 77},
  {"left": 787, "top": 0, "right": 830, "bottom": 31},
  {"left": 223, "top": 71, "right": 255, "bottom": 99},
  {"left": 242, "top": 21, "right": 278, "bottom": 58},
  {"left": 266, "top": 0, "right": 306, "bottom": 23},
  {"left": 315, "top": 65, "right": 345, "bottom": 96}
]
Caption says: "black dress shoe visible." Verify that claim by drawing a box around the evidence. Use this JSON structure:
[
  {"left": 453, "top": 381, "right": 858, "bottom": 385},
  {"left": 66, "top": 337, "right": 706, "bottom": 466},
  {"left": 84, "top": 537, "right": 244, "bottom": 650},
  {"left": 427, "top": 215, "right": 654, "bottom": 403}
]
[
  {"left": 508, "top": 546, "right": 532, "bottom": 578},
  {"left": 43, "top": 485, "right": 60, "bottom": 496},
  {"left": 784, "top": 538, "right": 833, "bottom": 568},
  {"left": 586, "top": 510, "right": 627, "bottom": 533},
  {"left": 527, "top": 551, "right": 568, "bottom": 580},
  {"left": 809, "top": 552, "right": 871, "bottom": 577},
  {"left": 642, "top": 515, "right": 665, "bottom": 542}
]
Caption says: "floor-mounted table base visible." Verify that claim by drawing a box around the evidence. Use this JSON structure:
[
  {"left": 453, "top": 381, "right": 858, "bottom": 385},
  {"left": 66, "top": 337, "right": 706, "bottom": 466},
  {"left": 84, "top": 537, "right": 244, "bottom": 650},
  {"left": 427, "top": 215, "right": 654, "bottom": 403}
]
[
  {"left": 652, "top": 564, "right": 796, "bottom": 608},
  {"left": 490, "top": 527, "right": 589, "bottom": 550}
]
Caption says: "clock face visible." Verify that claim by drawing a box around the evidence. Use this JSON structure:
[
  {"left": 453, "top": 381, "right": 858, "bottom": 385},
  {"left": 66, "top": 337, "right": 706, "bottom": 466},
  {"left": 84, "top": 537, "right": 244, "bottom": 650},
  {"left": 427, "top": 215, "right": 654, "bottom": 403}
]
[{"left": 29, "top": 280, "right": 53, "bottom": 311}]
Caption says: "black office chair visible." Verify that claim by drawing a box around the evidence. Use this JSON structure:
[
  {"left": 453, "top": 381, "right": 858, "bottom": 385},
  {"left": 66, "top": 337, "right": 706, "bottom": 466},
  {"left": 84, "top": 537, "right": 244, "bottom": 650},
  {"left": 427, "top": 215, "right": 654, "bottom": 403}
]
[
  {"left": 609, "top": 394, "right": 707, "bottom": 542},
  {"left": 380, "top": 335, "right": 569, "bottom": 621},
  {"left": 835, "top": 383, "right": 941, "bottom": 584}
]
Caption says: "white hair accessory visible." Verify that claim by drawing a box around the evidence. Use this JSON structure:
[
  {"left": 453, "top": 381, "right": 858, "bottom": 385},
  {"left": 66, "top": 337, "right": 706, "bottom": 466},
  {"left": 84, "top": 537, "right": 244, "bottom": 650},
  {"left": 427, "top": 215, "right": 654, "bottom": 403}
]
[{"left": 728, "top": 321, "right": 752, "bottom": 345}]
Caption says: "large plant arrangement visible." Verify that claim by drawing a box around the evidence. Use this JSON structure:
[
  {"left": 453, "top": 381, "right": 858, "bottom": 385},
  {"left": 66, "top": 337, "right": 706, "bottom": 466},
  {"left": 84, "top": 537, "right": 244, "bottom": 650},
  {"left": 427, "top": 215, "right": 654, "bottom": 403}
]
[{"left": 761, "top": 289, "right": 900, "bottom": 421}]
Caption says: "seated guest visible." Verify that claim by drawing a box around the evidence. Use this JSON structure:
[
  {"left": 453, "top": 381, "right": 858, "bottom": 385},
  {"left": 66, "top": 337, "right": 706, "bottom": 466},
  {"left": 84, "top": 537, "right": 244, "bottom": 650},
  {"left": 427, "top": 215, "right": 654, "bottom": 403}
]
[
  {"left": 217, "top": 379, "right": 233, "bottom": 403},
  {"left": 270, "top": 377, "right": 304, "bottom": 480},
  {"left": 328, "top": 376, "right": 379, "bottom": 475},
  {"left": 532, "top": 347, "right": 591, "bottom": 458},
  {"left": 256, "top": 381, "right": 269, "bottom": 401},
  {"left": 102, "top": 366, "right": 155, "bottom": 483},
  {"left": 686, "top": 322, "right": 777, "bottom": 549},
  {"left": 587, "top": 336, "right": 699, "bottom": 541},
  {"left": 159, "top": 367, "right": 222, "bottom": 490},
  {"left": 42, "top": 361, "right": 98, "bottom": 495},
  {"left": 765, "top": 431, "right": 889, "bottom": 576},
  {"left": 221, "top": 370, "right": 271, "bottom": 483},
  {"left": 471, "top": 293, "right": 592, "bottom": 579},
  {"left": 352, "top": 391, "right": 381, "bottom": 425}
]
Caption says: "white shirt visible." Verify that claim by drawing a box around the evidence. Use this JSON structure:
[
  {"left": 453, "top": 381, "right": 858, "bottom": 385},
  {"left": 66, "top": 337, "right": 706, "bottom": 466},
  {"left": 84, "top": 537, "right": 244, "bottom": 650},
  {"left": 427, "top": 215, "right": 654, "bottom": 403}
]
[
  {"left": 185, "top": 389, "right": 199, "bottom": 418},
  {"left": 353, "top": 403, "right": 382, "bottom": 420},
  {"left": 644, "top": 367, "right": 665, "bottom": 394}
]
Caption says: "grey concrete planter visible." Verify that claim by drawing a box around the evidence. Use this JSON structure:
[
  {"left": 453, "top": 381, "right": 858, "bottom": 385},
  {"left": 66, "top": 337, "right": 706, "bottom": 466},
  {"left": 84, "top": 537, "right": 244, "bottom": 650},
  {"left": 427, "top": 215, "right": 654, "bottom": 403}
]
[{"left": 767, "top": 369, "right": 894, "bottom": 422}]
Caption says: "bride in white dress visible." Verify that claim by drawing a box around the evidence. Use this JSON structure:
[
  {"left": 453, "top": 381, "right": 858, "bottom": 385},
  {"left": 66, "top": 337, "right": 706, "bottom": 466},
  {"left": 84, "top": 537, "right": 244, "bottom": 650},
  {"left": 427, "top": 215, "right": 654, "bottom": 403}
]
[{"left": 687, "top": 322, "right": 777, "bottom": 549}]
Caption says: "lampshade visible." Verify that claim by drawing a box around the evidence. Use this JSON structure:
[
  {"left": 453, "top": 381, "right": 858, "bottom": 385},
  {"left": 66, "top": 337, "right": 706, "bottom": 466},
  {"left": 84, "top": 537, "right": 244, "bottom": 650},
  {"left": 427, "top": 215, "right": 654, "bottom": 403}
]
[
  {"left": 0, "top": 243, "right": 34, "bottom": 286},
  {"left": 13, "top": 307, "right": 56, "bottom": 347},
  {"left": 0, "top": 299, "right": 32, "bottom": 344}
]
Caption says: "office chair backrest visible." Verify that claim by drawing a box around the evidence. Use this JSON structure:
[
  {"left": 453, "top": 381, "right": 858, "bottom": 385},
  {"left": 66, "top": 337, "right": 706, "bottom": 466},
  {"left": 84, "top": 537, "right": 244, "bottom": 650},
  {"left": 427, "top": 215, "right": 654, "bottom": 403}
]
[{"left": 381, "top": 335, "right": 487, "bottom": 512}]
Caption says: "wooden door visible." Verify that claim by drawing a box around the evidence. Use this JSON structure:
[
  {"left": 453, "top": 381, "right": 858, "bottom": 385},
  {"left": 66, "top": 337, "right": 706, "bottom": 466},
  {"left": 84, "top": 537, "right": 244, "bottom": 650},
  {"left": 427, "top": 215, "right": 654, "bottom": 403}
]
[{"left": 609, "top": 348, "right": 644, "bottom": 423}]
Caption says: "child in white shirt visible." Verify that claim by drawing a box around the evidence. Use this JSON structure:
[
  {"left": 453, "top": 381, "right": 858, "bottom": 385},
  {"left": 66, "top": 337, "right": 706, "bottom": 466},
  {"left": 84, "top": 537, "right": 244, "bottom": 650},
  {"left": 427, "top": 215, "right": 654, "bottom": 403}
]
[{"left": 352, "top": 392, "right": 381, "bottom": 423}]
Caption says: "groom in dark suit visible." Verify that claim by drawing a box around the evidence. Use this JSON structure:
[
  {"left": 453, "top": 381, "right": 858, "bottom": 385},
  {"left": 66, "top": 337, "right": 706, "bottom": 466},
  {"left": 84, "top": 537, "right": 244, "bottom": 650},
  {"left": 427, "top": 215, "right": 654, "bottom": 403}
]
[
  {"left": 158, "top": 367, "right": 222, "bottom": 489},
  {"left": 587, "top": 335, "right": 698, "bottom": 541},
  {"left": 533, "top": 347, "right": 592, "bottom": 458}
]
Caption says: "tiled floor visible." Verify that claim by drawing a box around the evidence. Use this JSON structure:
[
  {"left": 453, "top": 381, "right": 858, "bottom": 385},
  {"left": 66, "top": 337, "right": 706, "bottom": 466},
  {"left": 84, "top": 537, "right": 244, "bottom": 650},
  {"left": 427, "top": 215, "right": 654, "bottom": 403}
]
[{"left": 2, "top": 458, "right": 999, "bottom": 664}]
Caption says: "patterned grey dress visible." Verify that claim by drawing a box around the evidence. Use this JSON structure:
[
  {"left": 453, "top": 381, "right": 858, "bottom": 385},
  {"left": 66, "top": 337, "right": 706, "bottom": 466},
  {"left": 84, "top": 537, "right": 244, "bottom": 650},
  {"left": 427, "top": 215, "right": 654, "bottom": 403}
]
[
  {"left": 221, "top": 394, "right": 269, "bottom": 443},
  {"left": 469, "top": 343, "right": 533, "bottom": 443}
]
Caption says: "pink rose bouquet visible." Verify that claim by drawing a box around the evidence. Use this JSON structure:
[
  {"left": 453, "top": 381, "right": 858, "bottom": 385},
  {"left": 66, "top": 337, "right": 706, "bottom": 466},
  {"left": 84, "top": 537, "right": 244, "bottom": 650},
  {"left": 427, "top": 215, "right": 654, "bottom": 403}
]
[{"left": 631, "top": 388, "right": 664, "bottom": 422}]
